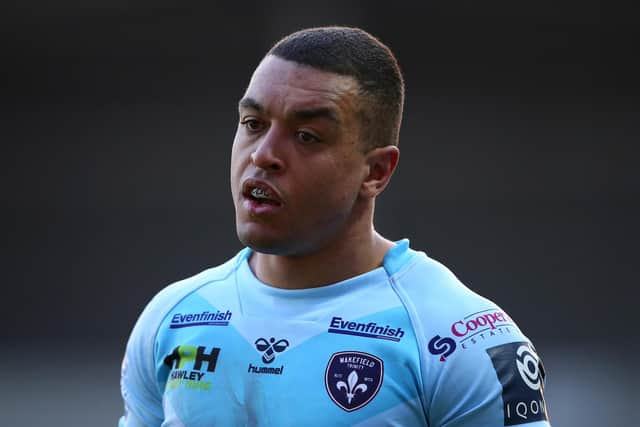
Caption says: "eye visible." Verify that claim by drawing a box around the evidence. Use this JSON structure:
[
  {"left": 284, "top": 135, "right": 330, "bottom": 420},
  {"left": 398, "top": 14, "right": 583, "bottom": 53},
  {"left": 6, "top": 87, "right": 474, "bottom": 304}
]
[
  {"left": 296, "top": 130, "right": 320, "bottom": 144},
  {"left": 240, "top": 118, "right": 263, "bottom": 132}
]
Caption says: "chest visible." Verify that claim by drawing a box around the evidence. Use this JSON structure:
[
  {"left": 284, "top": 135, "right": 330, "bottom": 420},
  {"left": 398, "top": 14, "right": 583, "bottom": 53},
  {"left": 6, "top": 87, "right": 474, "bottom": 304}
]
[{"left": 155, "top": 312, "right": 426, "bottom": 426}]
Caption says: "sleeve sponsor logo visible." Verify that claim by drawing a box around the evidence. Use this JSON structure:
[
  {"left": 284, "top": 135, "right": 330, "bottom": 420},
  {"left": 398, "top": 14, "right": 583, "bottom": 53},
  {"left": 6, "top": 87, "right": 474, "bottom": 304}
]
[
  {"left": 327, "top": 316, "right": 405, "bottom": 342},
  {"left": 516, "top": 345, "right": 542, "bottom": 391},
  {"left": 428, "top": 335, "right": 457, "bottom": 361},
  {"left": 325, "top": 351, "right": 384, "bottom": 412},
  {"left": 451, "top": 309, "right": 513, "bottom": 337},
  {"left": 428, "top": 308, "right": 517, "bottom": 361},
  {"left": 487, "top": 342, "right": 549, "bottom": 425}
]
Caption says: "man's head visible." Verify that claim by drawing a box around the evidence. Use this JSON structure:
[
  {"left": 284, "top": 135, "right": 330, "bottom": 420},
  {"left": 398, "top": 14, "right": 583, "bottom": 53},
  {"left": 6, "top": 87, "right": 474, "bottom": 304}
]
[
  {"left": 230, "top": 27, "right": 403, "bottom": 256},
  {"left": 268, "top": 26, "right": 404, "bottom": 152}
]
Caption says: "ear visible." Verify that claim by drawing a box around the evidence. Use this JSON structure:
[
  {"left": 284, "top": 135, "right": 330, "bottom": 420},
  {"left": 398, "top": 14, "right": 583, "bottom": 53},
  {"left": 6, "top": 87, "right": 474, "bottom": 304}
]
[{"left": 360, "top": 145, "right": 400, "bottom": 198}]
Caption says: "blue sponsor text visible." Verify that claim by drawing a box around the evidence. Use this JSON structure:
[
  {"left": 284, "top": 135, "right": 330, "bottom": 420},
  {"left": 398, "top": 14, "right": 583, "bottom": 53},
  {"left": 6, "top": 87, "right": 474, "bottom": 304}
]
[
  {"left": 328, "top": 316, "right": 404, "bottom": 342},
  {"left": 170, "top": 310, "right": 232, "bottom": 328}
]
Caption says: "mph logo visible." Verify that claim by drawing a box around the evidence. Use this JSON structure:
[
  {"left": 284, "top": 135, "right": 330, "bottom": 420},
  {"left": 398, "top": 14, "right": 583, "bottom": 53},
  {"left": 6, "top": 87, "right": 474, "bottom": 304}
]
[{"left": 428, "top": 308, "right": 516, "bottom": 361}]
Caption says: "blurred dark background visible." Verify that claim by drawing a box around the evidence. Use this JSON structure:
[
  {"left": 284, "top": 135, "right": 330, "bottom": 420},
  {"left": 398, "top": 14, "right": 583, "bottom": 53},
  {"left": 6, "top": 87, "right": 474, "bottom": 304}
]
[{"left": 2, "top": 1, "right": 638, "bottom": 426}]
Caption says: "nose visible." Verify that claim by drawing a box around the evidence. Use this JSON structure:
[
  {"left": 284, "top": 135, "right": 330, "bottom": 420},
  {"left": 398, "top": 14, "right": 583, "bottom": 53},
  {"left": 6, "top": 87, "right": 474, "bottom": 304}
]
[{"left": 250, "top": 128, "right": 285, "bottom": 173}]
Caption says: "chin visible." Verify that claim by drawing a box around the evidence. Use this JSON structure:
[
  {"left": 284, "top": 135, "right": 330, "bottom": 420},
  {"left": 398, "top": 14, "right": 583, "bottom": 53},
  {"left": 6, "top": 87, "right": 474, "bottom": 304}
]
[
  {"left": 237, "top": 227, "right": 286, "bottom": 255},
  {"left": 236, "top": 228, "right": 316, "bottom": 257},
  {"left": 241, "top": 239, "right": 293, "bottom": 256}
]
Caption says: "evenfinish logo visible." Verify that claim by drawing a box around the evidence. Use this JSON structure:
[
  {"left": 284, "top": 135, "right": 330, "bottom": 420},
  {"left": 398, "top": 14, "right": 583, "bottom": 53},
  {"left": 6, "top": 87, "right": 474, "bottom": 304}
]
[
  {"left": 328, "top": 317, "right": 405, "bottom": 342},
  {"left": 169, "top": 310, "right": 232, "bottom": 329}
]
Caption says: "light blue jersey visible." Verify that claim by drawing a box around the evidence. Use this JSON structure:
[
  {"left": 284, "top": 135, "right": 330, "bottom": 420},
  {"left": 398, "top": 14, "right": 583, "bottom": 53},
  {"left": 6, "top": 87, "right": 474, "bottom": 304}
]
[{"left": 120, "top": 240, "right": 550, "bottom": 426}]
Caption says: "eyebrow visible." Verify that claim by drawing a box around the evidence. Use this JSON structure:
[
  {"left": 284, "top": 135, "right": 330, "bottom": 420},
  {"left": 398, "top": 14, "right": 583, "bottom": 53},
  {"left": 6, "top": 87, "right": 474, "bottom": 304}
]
[
  {"left": 238, "top": 97, "right": 340, "bottom": 125},
  {"left": 238, "top": 97, "right": 263, "bottom": 112},
  {"left": 293, "top": 107, "right": 340, "bottom": 125}
]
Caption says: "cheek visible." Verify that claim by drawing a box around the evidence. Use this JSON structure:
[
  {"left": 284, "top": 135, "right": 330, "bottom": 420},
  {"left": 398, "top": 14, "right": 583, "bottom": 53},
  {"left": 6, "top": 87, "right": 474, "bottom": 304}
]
[
  {"left": 230, "top": 134, "right": 242, "bottom": 165},
  {"left": 330, "top": 155, "right": 364, "bottom": 196},
  {"left": 229, "top": 155, "right": 247, "bottom": 203},
  {"left": 230, "top": 137, "right": 248, "bottom": 179},
  {"left": 304, "top": 163, "right": 361, "bottom": 208}
]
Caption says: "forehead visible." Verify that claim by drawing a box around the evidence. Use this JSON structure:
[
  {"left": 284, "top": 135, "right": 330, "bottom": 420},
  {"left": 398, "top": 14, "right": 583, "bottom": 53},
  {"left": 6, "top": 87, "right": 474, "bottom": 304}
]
[{"left": 241, "top": 55, "right": 360, "bottom": 116}]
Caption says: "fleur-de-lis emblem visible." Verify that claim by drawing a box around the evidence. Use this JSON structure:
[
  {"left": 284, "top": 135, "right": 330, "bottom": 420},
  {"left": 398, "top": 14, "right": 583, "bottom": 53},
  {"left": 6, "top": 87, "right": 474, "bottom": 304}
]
[
  {"left": 325, "top": 351, "right": 383, "bottom": 412},
  {"left": 336, "top": 370, "right": 368, "bottom": 404}
]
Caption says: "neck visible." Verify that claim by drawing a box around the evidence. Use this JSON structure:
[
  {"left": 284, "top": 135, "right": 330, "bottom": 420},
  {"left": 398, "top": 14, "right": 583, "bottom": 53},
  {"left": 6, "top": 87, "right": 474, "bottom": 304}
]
[{"left": 249, "top": 228, "right": 395, "bottom": 290}]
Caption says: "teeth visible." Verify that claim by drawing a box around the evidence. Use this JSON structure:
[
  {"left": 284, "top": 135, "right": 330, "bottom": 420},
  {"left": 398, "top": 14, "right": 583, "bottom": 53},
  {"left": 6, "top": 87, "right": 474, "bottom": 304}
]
[{"left": 251, "top": 187, "right": 270, "bottom": 199}]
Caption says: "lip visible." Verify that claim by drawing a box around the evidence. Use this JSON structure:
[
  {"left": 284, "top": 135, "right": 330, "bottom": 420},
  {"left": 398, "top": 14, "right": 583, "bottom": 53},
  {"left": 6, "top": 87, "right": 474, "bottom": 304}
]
[
  {"left": 241, "top": 178, "right": 283, "bottom": 215},
  {"left": 242, "top": 178, "right": 283, "bottom": 204}
]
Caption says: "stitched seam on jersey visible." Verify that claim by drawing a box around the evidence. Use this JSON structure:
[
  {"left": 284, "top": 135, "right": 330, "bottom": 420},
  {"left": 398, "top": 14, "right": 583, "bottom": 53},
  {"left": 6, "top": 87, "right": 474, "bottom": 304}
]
[
  {"left": 150, "top": 256, "right": 245, "bottom": 396},
  {"left": 386, "top": 255, "right": 431, "bottom": 419}
]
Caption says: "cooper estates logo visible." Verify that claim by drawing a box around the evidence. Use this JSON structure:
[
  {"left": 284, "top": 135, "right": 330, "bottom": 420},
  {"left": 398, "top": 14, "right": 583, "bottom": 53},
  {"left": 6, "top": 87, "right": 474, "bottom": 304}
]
[
  {"left": 248, "top": 337, "right": 289, "bottom": 375},
  {"left": 428, "top": 308, "right": 516, "bottom": 361},
  {"left": 325, "top": 351, "right": 384, "bottom": 412},
  {"left": 428, "top": 335, "right": 457, "bottom": 362}
]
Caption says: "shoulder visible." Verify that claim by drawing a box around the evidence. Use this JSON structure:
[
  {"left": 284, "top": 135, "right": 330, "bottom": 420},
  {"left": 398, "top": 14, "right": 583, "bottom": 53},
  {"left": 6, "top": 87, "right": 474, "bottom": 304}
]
[
  {"left": 120, "top": 250, "right": 248, "bottom": 426},
  {"left": 134, "top": 250, "right": 246, "bottom": 334},
  {"left": 389, "top": 247, "right": 517, "bottom": 329},
  {"left": 390, "top": 245, "right": 537, "bottom": 362},
  {"left": 387, "top": 244, "right": 550, "bottom": 426},
  {"left": 389, "top": 248, "right": 503, "bottom": 331}
]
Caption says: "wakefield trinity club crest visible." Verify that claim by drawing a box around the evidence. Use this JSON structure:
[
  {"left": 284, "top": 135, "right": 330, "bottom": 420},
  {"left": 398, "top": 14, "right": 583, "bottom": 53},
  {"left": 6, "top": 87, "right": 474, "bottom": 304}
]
[{"left": 325, "top": 351, "right": 384, "bottom": 412}]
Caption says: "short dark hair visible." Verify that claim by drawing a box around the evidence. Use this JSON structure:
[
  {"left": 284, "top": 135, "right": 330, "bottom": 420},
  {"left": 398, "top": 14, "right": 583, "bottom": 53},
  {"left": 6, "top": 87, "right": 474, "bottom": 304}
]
[{"left": 268, "top": 26, "right": 405, "bottom": 152}]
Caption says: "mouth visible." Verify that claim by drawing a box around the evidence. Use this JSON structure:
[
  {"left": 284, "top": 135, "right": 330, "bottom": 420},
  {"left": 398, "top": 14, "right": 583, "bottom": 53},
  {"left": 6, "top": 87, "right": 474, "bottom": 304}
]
[{"left": 242, "top": 179, "right": 283, "bottom": 207}]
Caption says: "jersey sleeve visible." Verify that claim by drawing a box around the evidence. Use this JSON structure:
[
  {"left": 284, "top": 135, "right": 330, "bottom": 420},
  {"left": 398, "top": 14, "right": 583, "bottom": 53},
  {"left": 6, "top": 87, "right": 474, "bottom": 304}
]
[
  {"left": 425, "top": 336, "right": 550, "bottom": 426},
  {"left": 389, "top": 250, "right": 551, "bottom": 427},
  {"left": 118, "top": 258, "right": 241, "bottom": 427},
  {"left": 119, "top": 290, "right": 168, "bottom": 427}
]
